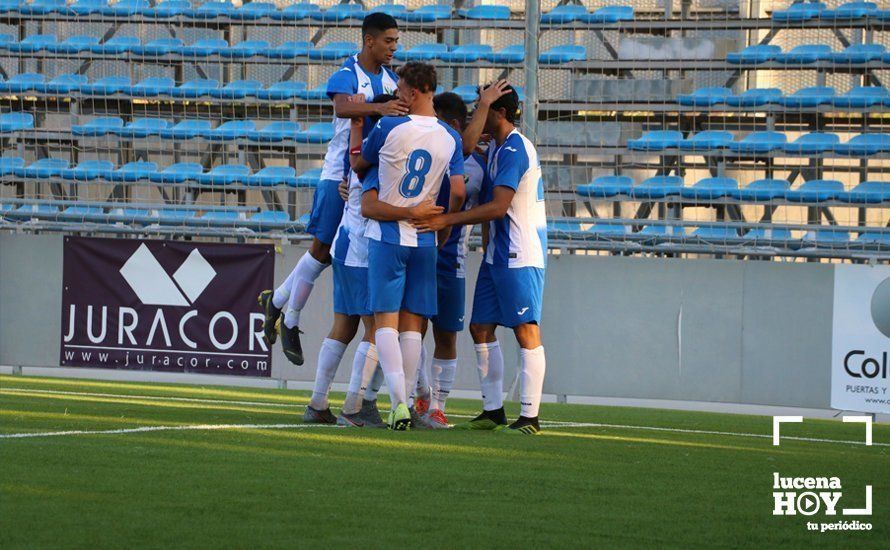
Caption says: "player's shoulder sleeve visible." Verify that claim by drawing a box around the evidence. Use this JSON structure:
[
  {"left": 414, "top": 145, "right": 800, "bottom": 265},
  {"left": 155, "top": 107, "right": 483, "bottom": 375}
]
[
  {"left": 361, "top": 164, "right": 381, "bottom": 194},
  {"left": 438, "top": 121, "right": 465, "bottom": 177},
  {"left": 492, "top": 134, "right": 528, "bottom": 191},
  {"left": 361, "top": 116, "right": 409, "bottom": 164},
  {"left": 326, "top": 63, "right": 357, "bottom": 99},
  {"left": 382, "top": 65, "right": 399, "bottom": 86}
]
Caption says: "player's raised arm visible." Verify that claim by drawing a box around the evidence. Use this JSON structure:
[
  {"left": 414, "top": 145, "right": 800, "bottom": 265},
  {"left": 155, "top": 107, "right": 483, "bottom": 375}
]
[
  {"left": 333, "top": 93, "right": 408, "bottom": 119},
  {"left": 461, "top": 80, "right": 511, "bottom": 157}
]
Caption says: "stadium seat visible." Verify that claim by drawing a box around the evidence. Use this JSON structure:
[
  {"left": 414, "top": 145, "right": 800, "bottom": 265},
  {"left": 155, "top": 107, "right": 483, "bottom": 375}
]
[
  {"left": 308, "top": 42, "right": 358, "bottom": 61},
  {"left": 144, "top": 0, "right": 191, "bottom": 18},
  {"left": 678, "top": 131, "right": 734, "bottom": 152},
  {"left": 178, "top": 39, "right": 228, "bottom": 57},
  {"left": 149, "top": 162, "right": 203, "bottom": 183},
  {"left": 159, "top": 120, "right": 212, "bottom": 140},
  {"left": 459, "top": 4, "right": 510, "bottom": 20},
  {"left": 575, "top": 175, "right": 634, "bottom": 198},
  {"left": 107, "top": 161, "right": 158, "bottom": 182},
  {"left": 157, "top": 209, "right": 197, "bottom": 221},
  {"left": 831, "top": 86, "right": 889, "bottom": 108},
  {"left": 539, "top": 45, "right": 586, "bottom": 65},
  {"left": 33, "top": 74, "right": 87, "bottom": 95},
  {"left": 45, "top": 36, "right": 100, "bottom": 54},
  {"left": 628, "top": 176, "right": 684, "bottom": 199},
  {"left": 90, "top": 35, "right": 140, "bottom": 55},
  {"left": 63, "top": 206, "right": 104, "bottom": 217},
  {"left": 5, "top": 34, "right": 57, "bottom": 53},
  {"left": 368, "top": 3, "right": 407, "bottom": 17},
  {"left": 677, "top": 87, "right": 732, "bottom": 107},
  {"left": 310, "top": 3, "right": 364, "bottom": 21},
  {"left": 294, "top": 123, "right": 335, "bottom": 143},
  {"left": 724, "top": 88, "right": 783, "bottom": 107},
  {"left": 0, "top": 0, "right": 24, "bottom": 14},
  {"left": 772, "top": 1, "right": 826, "bottom": 21},
  {"left": 112, "top": 118, "right": 172, "bottom": 139},
  {"left": 744, "top": 228, "right": 794, "bottom": 241},
  {"left": 203, "top": 120, "right": 256, "bottom": 141},
  {"left": 581, "top": 6, "right": 634, "bottom": 23},
  {"left": 0, "top": 73, "right": 44, "bottom": 94},
  {"left": 297, "top": 84, "right": 328, "bottom": 100},
  {"left": 247, "top": 122, "right": 302, "bottom": 142},
  {"left": 439, "top": 44, "right": 493, "bottom": 63},
  {"left": 195, "top": 164, "right": 251, "bottom": 186},
  {"left": 726, "top": 44, "right": 782, "bottom": 65},
  {"left": 731, "top": 179, "right": 791, "bottom": 201},
  {"left": 68, "top": 0, "right": 107, "bottom": 16},
  {"left": 541, "top": 4, "right": 587, "bottom": 23},
  {"left": 782, "top": 132, "right": 840, "bottom": 155},
  {"left": 485, "top": 44, "right": 525, "bottom": 64},
  {"left": 220, "top": 40, "right": 270, "bottom": 59},
  {"left": 184, "top": 1, "right": 235, "bottom": 19},
  {"left": 829, "top": 44, "right": 885, "bottom": 63},
  {"left": 18, "top": 0, "right": 65, "bottom": 15},
  {"left": 775, "top": 44, "right": 833, "bottom": 64},
  {"left": 59, "top": 160, "right": 114, "bottom": 181},
  {"left": 548, "top": 221, "right": 583, "bottom": 237},
  {"left": 785, "top": 180, "right": 845, "bottom": 202},
  {"left": 774, "top": 86, "right": 836, "bottom": 108},
  {"left": 255, "top": 81, "right": 307, "bottom": 100},
  {"left": 72, "top": 117, "right": 124, "bottom": 137},
  {"left": 130, "top": 38, "right": 183, "bottom": 57},
  {"left": 400, "top": 4, "right": 451, "bottom": 22},
  {"left": 79, "top": 76, "right": 131, "bottom": 96},
  {"left": 0, "top": 156, "right": 24, "bottom": 176},
  {"left": 15, "top": 158, "right": 70, "bottom": 178},
  {"left": 15, "top": 204, "right": 59, "bottom": 215},
  {"left": 692, "top": 226, "right": 741, "bottom": 241},
  {"left": 251, "top": 210, "right": 291, "bottom": 226},
  {"left": 680, "top": 177, "right": 738, "bottom": 200},
  {"left": 802, "top": 230, "right": 850, "bottom": 244},
  {"left": 832, "top": 133, "right": 890, "bottom": 156},
  {"left": 207, "top": 80, "right": 262, "bottom": 99},
  {"left": 293, "top": 167, "right": 323, "bottom": 187},
  {"left": 586, "top": 223, "right": 630, "bottom": 236},
  {"left": 170, "top": 79, "right": 220, "bottom": 98},
  {"left": 452, "top": 85, "right": 479, "bottom": 103},
  {"left": 628, "top": 130, "right": 683, "bottom": 151},
  {"left": 270, "top": 2, "right": 319, "bottom": 20},
  {"left": 202, "top": 211, "right": 242, "bottom": 222},
  {"left": 100, "top": 0, "right": 149, "bottom": 16},
  {"left": 0, "top": 112, "right": 31, "bottom": 133},
  {"left": 231, "top": 1, "right": 275, "bottom": 20},
  {"left": 638, "top": 224, "right": 686, "bottom": 237},
  {"left": 820, "top": 1, "right": 877, "bottom": 19},
  {"left": 109, "top": 208, "right": 152, "bottom": 219},
  {"left": 246, "top": 166, "right": 298, "bottom": 187},
  {"left": 395, "top": 43, "right": 450, "bottom": 61},
  {"left": 855, "top": 232, "right": 890, "bottom": 245},
  {"left": 262, "top": 41, "right": 312, "bottom": 59},
  {"left": 729, "top": 131, "right": 787, "bottom": 154},
  {"left": 126, "top": 77, "right": 175, "bottom": 97},
  {"left": 838, "top": 181, "right": 890, "bottom": 203}
]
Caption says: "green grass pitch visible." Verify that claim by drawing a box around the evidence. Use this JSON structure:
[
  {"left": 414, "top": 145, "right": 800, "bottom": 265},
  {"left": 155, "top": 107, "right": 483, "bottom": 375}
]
[{"left": 0, "top": 374, "right": 886, "bottom": 548}]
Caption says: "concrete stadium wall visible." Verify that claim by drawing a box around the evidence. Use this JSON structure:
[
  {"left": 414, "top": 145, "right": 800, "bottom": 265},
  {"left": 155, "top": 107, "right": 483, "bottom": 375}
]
[{"left": 0, "top": 233, "right": 835, "bottom": 409}]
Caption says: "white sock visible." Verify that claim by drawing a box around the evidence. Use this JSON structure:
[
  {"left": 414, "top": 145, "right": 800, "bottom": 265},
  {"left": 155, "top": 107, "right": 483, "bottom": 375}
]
[
  {"left": 365, "top": 366, "right": 384, "bottom": 401},
  {"left": 399, "top": 332, "right": 423, "bottom": 408},
  {"left": 283, "top": 252, "right": 327, "bottom": 328},
  {"left": 343, "top": 341, "right": 375, "bottom": 414},
  {"left": 475, "top": 341, "right": 504, "bottom": 411},
  {"left": 272, "top": 267, "right": 297, "bottom": 309},
  {"left": 309, "top": 338, "right": 347, "bottom": 410},
  {"left": 415, "top": 345, "right": 430, "bottom": 399},
  {"left": 376, "top": 328, "right": 406, "bottom": 407},
  {"left": 519, "top": 346, "right": 546, "bottom": 418},
  {"left": 430, "top": 358, "right": 457, "bottom": 411}
]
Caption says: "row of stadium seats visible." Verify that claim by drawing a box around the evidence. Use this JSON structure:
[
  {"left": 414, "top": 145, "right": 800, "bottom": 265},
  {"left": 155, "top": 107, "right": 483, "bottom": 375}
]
[
  {"left": 678, "top": 86, "right": 890, "bottom": 108},
  {"left": 728, "top": 43, "right": 888, "bottom": 65},
  {"left": 1, "top": 202, "right": 305, "bottom": 226},
  {"left": 0, "top": 112, "right": 33, "bottom": 131},
  {"left": 772, "top": 1, "right": 881, "bottom": 21},
  {"left": 576, "top": 176, "right": 890, "bottom": 203},
  {"left": 68, "top": 118, "right": 333, "bottom": 143},
  {"left": 628, "top": 130, "right": 890, "bottom": 155}
]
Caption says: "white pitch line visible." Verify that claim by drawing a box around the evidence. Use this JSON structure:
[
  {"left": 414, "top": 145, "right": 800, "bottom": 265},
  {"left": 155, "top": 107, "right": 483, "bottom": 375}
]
[
  {"left": 2, "top": 387, "right": 886, "bottom": 447},
  {"left": 0, "top": 423, "right": 327, "bottom": 439}
]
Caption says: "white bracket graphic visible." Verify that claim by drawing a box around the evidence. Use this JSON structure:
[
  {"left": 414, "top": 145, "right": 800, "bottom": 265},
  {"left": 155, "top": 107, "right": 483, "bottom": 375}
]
[
  {"left": 772, "top": 416, "right": 803, "bottom": 446},
  {"left": 843, "top": 485, "right": 873, "bottom": 516},
  {"left": 842, "top": 415, "right": 873, "bottom": 446}
]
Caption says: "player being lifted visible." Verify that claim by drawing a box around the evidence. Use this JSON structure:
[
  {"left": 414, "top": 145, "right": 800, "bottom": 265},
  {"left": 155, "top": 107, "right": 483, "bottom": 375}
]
[
  {"left": 415, "top": 85, "right": 549, "bottom": 435},
  {"left": 258, "top": 13, "right": 406, "bottom": 365},
  {"left": 350, "top": 62, "right": 466, "bottom": 430}
]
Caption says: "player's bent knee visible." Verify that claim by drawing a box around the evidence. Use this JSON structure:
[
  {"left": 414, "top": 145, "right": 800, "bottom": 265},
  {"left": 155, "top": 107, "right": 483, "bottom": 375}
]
[
  {"left": 469, "top": 323, "right": 496, "bottom": 343},
  {"left": 309, "top": 239, "right": 332, "bottom": 264}
]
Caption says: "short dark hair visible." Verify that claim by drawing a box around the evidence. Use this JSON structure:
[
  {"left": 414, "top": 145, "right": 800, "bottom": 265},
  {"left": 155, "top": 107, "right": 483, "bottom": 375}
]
[
  {"left": 362, "top": 12, "right": 398, "bottom": 38},
  {"left": 488, "top": 84, "right": 520, "bottom": 124},
  {"left": 369, "top": 93, "right": 398, "bottom": 124},
  {"left": 396, "top": 62, "right": 437, "bottom": 94},
  {"left": 434, "top": 92, "right": 468, "bottom": 125}
]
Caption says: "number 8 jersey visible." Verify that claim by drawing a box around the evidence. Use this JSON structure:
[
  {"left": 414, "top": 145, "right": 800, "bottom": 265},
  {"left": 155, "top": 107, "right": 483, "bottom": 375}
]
[{"left": 361, "top": 114, "right": 464, "bottom": 247}]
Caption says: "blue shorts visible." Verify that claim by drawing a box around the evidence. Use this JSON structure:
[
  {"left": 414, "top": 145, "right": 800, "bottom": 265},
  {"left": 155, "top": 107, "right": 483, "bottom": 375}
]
[
  {"left": 306, "top": 178, "right": 345, "bottom": 245},
  {"left": 431, "top": 273, "right": 466, "bottom": 332},
  {"left": 332, "top": 259, "right": 370, "bottom": 317},
  {"left": 368, "top": 239, "right": 437, "bottom": 318},
  {"left": 471, "top": 262, "right": 545, "bottom": 328}
]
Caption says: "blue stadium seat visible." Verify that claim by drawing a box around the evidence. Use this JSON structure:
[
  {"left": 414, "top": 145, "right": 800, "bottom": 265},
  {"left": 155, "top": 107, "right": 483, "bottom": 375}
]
[
  {"left": 100, "top": 0, "right": 149, "bottom": 16},
  {"left": 439, "top": 44, "right": 493, "bottom": 63},
  {"left": 839, "top": 181, "right": 890, "bottom": 203},
  {"left": 150, "top": 162, "right": 203, "bottom": 183},
  {"left": 638, "top": 224, "right": 686, "bottom": 237},
  {"left": 297, "top": 84, "right": 328, "bottom": 100},
  {"left": 775, "top": 44, "right": 833, "bottom": 64},
  {"left": 772, "top": 1, "right": 826, "bottom": 21},
  {"left": 255, "top": 81, "right": 307, "bottom": 100},
  {"left": 15, "top": 204, "right": 59, "bottom": 215},
  {"left": 297, "top": 213, "right": 311, "bottom": 225},
  {"left": 677, "top": 87, "right": 732, "bottom": 107},
  {"left": 72, "top": 117, "right": 124, "bottom": 137},
  {"left": 33, "top": 74, "right": 87, "bottom": 95},
  {"left": 178, "top": 39, "right": 228, "bottom": 57},
  {"left": 203, "top": 120, "right": 256, "bottom": 141},
  {"left": 692, "top": 226, "right": 741, "bottom": 242},
  {"left": 575, "top": 175, "right": 634, "bottom": 198},
  {"left": 485, "top": 44, "right": 525, "bottom": 64},
  {"left": 18, "top": 0, "right": 65, "bottom": 15},
  {"left": 0, "top": 0, "right": 24, "bottom": 14},
  {"left": 251, "top": 210, "right": 291, "bottom": 226},
  {"left": 731, "top": 179, "right": 791, "bottom": 201},
  {"left": 581, "top": 6, "right": 634, "bottom": 23},
  {"left": 202, "top": 211, "right": 242, "bottom": 222},
  {"left": 459, "top": 4, "right": 510, "bottom": 20},
  {"left": 294, "top": 167, "right": 323, "bottom": 187},
  {"left": 0, "top": 112, "right": 34, "bottom": 132},
  {"left": 310, "top": 3, "right": 364, "bottom": 22},
  {"left": 126, "top": 77, "right": 176, "bottom": 97},
  {"left": 170, "top": 79, "right": 219, "bottom": 98},
  {"left": 395, "top": 43, "right": 450, "bottom": 61},
  {"left": 855, "top": 232, "right": 890, "bottom": 245},
  {"left": 820, "top": 1, "right": 877, "bottom": 19},
  {"left": 220, "top": 40, "right": 269, "bottom": 59},
  {"left": 46, "top": 35, "right": 100, "bottom": 54},
  {"left": 262, "top": 40, "right": 312, "bottom": 59},
  {"left": 79, "top": 76, "right": 131, "bottom": 96},
  {"left": 833, "top": 134, "right": 890, "bottom": 156},
  {"left": 831, "top": 86, "right": 889, "bottom": 108},
  {"left": 724, "top": 87, "right": 783, "bottom": 107},
  {"left": 294, "top": 123, "right": 335, "bottom": 143},
  {"left": 184, "top": 1, "right": 235, "bottom": 19},
  {"left": 729, "top": 131, "right": 787, "bottom": 154},
  {"left": 107, "top": 161, "right": 158, "bottom": 182},
  {"left": 130, "top": 38, "right": 184, "bottom": 57},
  {"left": 270, "top": 2, "right": 319, "bottom": 21},
  {"left": 539, "top": 45, "right": 586, "bottom": 65},
  {"left": 143, "top": 0, "right": 190, "bottom": 17},
  {"left": 785, "top": 180, "right": 845, "bottom": 202},
  {"left": 195, "top": 164, "right": 251, "bottom": 185},
  {"left": 0, "top": 156, "right": 25, "bottom": 176},
  {"left": 59, "top": 160, "right": 114, "bottom": 181},
  {"left": 541, "top": 4, "right": 587, "bottom": 23},
  {"left": 112, "top": 118, "right": 172, "bottom": 138},
  {"left": 452, "top": 85, "right": 479, "bottom": 103},
  {"left": 246, "top": 166, "right": 298, "bottom": 187},
  {"left": 308, "top": 42, "right": 358, "bottom": 61},
  {"left": 68, "top": 0, "right": 107, "bottom": 15},
  {"left": 248, "top": 122, "right": 301, "bottom": 142},
  {"left": 6, "top": 34, "right": 56, "bottom": 53},
  {"left": 782, "top": 132, "right": 840, "bottom": 155},
  {"left": 15, "top": 158, "right": 70, "bottom": 178},
  {"left": 802, "top": 230, "right": 850, "bottom": 244},
  {"left": 726, "top": 44, "right": 782, "bottom": 65},
  {"left": 368, "top": 3, "right": 407, "bottom": 17},
  {"left": 548, "top": 221, "right": 583, "bottom": 237},
  {"left": 586, "top": 223, "right": 630, "bottom": 236},
  {"left": 744, "top": 228, "right": 794, "bottom": 241},
  {"left": 680, "top": 177, "right": 738, "bottom": 200},
  {"left": 159, "top": 120, "right": 212, "bottom": 140},
  {"left": 628, "top": 176, "right": 684, "bottom": 199},
  {"left": 109, "top": 208, "right": 152, "bottom": 219},
  {"left": 207, "top": 80, "right": 262, "bottom": 99},
  {"left": 63, "top": 206, "right": 104, "bottom": 217},
  {"left": 829, "top": 43, "right": 885, "bottom": 63},
  {"left": 0, "top": 73, "right": 44, "bottom": 94},
  {"left": 775, "top": 86, "right": 835, "bottom": 108},
  {"left": 0, "top": 34, "right": 13, "bottom": 47},
  {"left": 628, "top": 130, "right": 683, "bottom": 151},
  {"left": 678, "top": 131, "right": 733, "bottom": 152},
  {"left": 231, "top": 1, "right": 275, "bottom": 20},
  {"left": 90, "top": 35, "right": 140, "bottom": 55},
  {"left": 401, "top": 4, "right": 451, "bottom": 22},
  {"left": 157, "top": 210, "right": 197, "bottom": 222}
]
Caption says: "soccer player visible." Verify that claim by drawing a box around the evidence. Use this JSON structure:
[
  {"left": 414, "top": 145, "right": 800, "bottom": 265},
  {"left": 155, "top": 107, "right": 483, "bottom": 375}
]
[
  {"left": 258, "top": 13, "right": 407, "bottom": 366},
  {"left": 350, "top": 62, "right": 466, "bottom": 430},
  {"left": 414, "top": 85, "right": 548, "bottom": 434}
]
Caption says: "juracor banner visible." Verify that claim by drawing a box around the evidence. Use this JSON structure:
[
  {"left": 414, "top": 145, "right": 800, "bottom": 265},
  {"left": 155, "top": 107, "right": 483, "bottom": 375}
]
[{"left": 61, "top": 236, "right": 274, "bottom": 377}]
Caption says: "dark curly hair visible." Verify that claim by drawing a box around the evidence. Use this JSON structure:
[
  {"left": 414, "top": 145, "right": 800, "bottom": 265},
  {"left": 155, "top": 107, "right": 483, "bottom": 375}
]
[{"left": 396, "top": 62, "right": 437, "bottom": 94}]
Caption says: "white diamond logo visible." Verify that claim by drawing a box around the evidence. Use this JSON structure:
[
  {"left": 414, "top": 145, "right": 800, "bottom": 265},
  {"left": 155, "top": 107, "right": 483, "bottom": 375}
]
[
  {"left": 119, "top": 245, "right": 215, "bottom": 306},
  {"left": 173, "top": 249, "right": 216, "bottom": 303}
]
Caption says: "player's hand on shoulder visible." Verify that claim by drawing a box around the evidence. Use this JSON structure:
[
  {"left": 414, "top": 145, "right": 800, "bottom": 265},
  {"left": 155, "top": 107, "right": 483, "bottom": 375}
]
[
  {"left": 377, "top": 99, "right": 409, "bottom": 117},
  {"left": 408, "top": 199, "right": 444, "bottom": 221}
]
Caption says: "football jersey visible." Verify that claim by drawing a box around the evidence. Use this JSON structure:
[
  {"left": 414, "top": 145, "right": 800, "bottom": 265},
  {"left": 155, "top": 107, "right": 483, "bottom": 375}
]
[
  {"left": 361, "top": 115, "right": 464, "bottom": 247},
  {"left": 437, "top": 152, "right": 486, "bottom": 278},
  {"left": 331, "top": 167, "right": 376, "bottom": 268},
  {"left": 483, "top": 130, "right": 547, "bottom": 269},
  {"left": 321, "top": 55, "right": 398, "bottom": 182}
]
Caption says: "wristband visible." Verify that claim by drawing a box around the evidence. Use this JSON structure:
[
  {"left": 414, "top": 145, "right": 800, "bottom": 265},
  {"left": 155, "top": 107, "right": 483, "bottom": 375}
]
[{"left": 349, "top": 146, "right": 361, "bottom": 156}]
